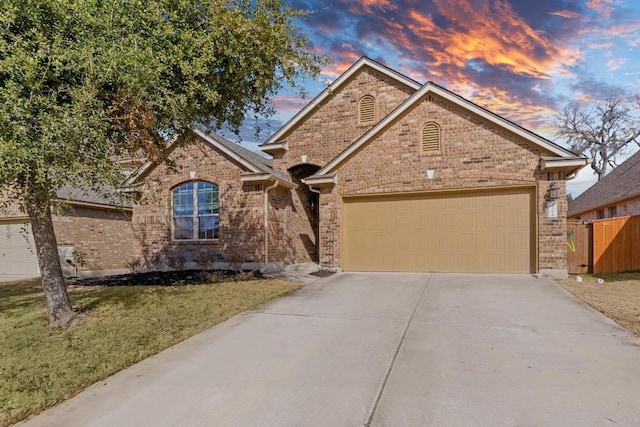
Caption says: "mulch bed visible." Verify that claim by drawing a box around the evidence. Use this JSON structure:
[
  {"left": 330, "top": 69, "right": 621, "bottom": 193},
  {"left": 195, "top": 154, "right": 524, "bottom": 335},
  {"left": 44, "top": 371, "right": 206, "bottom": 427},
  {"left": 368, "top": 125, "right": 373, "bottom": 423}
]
[
  {"left": 310, "top": 269, "right": 335, "bottom": 278},
  {"left": 67, "top": 269, "right": 262, "bottom": 287}
]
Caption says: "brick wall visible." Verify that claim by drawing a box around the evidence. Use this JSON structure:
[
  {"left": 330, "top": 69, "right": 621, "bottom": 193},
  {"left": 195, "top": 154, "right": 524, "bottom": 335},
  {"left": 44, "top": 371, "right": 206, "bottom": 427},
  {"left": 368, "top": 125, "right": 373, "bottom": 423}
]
[
  {"left": 271, "top": 68, "right": 415, "bottom": 266},
  {"left": 1, "top": 200, "right": 134, "bottom": 276},
  {"left": 314, "top": 94, "right": 568, "bottom": 272},
  {"left": 131, "top": 139, "right": 268, "bottom": 271},
  {"left": 267, "top": 186, "right": 294, "bottom": 263},
  {"left": 272, "top": 67, "right": 415, "bottom": 171},
  {"left": 53, "top": 206, "right": 133, "bottom": 273},
  {"left": 537, "top": 175, "right": 567, "bottom": 272}
]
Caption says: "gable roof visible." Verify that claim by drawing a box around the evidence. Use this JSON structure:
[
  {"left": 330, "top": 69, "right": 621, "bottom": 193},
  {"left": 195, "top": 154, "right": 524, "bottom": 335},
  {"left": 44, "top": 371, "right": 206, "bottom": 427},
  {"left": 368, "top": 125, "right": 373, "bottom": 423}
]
[
  {"left": 260, "top": 56, "right": 421, "bottom": 150},
  {"left": 568, "top": 150, "right": 640, "bottom": 216},
  {"left": 311, "top": 80, "right": 587, "bottom": 178},
  {"left": 125, "top": 129, "right": 291, "bottom": 186},
  {"left": 56, "top": 184, "right": 133, "bottom": 209}
]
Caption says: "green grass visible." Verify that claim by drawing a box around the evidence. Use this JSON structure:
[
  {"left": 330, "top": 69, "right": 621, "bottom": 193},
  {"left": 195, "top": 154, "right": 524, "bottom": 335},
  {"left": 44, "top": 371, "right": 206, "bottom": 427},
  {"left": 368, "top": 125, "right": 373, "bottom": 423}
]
[{"left": 0, "top": 277, "right": 300, "bottom": 426}]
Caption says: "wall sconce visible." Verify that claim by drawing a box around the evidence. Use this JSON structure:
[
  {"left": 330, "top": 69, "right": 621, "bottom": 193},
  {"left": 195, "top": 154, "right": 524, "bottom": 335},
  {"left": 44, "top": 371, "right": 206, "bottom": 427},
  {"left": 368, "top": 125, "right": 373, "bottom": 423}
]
[{"left": 548, "top": 182, "right": 560, "bottom": 200}]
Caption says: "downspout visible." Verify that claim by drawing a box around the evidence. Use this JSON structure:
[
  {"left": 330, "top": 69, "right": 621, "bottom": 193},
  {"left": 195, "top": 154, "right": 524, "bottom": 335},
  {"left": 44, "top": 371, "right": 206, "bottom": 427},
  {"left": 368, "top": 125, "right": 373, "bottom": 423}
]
[
  {"left": 308, "top": 186, "right": 322, "bottom": 266},
  {"left": 264, "top": 181, "right": 279, "bottom": 265}
]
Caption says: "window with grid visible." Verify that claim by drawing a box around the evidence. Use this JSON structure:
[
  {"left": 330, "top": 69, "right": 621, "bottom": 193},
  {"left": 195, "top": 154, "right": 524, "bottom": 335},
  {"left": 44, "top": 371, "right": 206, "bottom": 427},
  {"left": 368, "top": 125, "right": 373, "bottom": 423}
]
[
  {"left": 172, "top": 181, "right": 219, "bottom": 240},
  {"left": 358, "top": 95, "right": 376, "bottom": 125},
  {"left": 421, "top": 122, "right": 441, "bottom": 153}
]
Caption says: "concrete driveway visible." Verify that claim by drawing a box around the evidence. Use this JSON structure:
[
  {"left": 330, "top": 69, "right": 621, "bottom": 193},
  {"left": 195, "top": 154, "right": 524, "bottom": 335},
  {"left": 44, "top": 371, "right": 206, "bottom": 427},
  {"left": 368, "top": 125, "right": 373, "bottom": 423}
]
[{"left": 19, "top": 273, "right": 640, "bottom": 427}]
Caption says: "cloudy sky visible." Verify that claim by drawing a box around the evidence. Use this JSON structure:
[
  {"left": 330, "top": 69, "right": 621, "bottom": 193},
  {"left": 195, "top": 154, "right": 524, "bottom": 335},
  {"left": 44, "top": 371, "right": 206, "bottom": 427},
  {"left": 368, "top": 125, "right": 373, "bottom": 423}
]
[{"left": 233, "top": 0, "right": 640, "bottom": 196}]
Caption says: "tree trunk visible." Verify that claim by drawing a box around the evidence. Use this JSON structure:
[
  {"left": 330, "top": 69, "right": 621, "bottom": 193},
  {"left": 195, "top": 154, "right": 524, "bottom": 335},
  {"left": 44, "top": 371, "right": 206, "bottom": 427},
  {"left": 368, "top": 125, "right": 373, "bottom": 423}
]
[{"left": 25, "top": 196, "right": 77, "bottom": 327}]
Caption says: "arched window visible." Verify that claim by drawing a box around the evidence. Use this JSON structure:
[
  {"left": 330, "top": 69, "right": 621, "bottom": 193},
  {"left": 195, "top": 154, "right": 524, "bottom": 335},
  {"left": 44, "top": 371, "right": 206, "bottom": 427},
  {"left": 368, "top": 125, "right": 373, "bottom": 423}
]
[
  {"left": 172, "top": 181, "right": 219, "bottom": 240},
  {"left": 358, "top": 95, "right": 376, "bottom": 125},
  {"left": 421, "top": 122, "right": 441, "bottom": 153}
]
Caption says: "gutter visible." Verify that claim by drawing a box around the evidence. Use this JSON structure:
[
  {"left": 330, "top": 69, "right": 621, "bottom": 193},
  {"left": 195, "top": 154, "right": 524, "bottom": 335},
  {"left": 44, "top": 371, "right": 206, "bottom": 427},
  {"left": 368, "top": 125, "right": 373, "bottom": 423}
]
[
  {"left": 244, "top": 173, "right": 297, "bottom": 265},
  {"left": 241, "top": 172, "right": 297, "bottom": 189},
  {"left": 263, "top": 181, "right": 279, "bottom": 264}
]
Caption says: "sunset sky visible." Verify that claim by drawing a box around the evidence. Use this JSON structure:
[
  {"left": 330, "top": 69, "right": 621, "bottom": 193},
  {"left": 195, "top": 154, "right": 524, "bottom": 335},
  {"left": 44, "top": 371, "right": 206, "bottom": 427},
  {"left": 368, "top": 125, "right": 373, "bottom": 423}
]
[{"left": 234, "top": 0, "right": 640, "bottom": 196}]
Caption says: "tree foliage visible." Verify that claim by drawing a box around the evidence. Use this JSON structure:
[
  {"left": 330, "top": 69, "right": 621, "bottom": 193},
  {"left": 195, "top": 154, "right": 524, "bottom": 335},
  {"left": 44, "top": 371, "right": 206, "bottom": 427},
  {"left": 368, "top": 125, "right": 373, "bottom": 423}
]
[
  {"left": 555, "top": 94, "right": 640, "bottom": 180},
  {"left": 0, "top": 0, "right": 325, "bottom": 326}
]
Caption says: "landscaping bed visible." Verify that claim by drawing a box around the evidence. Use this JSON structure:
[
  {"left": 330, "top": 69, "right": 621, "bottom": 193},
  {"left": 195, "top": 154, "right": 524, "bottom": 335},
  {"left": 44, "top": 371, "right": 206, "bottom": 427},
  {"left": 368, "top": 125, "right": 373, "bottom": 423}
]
[
  {"left": 0, "top": 271, "right": 300, "bottom": 427},
  {"left": 555, "top": 272, "right": 640, "bottom": 336}
]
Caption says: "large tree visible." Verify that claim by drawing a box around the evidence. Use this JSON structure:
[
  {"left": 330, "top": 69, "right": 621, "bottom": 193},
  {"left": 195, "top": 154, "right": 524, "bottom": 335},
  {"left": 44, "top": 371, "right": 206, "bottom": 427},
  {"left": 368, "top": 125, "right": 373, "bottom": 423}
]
[
  {"left": 555, "top": 94, "right": 640, "bottom": 180},
  {"left": 0, "top": 0, "right": 324, "bottom": 326}
]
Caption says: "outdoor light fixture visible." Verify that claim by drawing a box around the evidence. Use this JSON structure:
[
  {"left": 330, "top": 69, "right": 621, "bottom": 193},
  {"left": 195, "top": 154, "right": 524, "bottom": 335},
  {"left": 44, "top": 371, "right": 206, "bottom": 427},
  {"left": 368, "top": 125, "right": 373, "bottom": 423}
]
[{"left": 548, "top": 182, "right": 560, "bottom": 200}]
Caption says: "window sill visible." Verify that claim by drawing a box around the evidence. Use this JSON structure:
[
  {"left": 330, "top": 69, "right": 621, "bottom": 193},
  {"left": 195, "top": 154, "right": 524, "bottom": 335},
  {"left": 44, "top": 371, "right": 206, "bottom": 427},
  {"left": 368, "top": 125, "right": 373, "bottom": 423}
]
[{"left": 171, "top": 239, "right": 220, "bottom": 245}]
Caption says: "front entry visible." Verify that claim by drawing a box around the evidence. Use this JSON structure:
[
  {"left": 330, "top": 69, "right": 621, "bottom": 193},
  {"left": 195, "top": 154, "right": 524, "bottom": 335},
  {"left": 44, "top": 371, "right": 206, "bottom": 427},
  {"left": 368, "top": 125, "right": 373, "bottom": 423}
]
[{"left": 288, "top": 164, "right": 320, "bottom": 263}]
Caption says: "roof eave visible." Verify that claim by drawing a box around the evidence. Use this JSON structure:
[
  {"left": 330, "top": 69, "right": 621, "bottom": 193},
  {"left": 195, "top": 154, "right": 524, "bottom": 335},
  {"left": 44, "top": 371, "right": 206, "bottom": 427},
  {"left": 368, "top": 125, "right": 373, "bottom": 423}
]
[
  {"left": 315, "top": 84, "right": 581, "bottom": 176},
  {"left": 240, "top": 172, "right": 297, "bottom": 189},
  {"left": 302, "top": 174, "right": 337, "bottom": 187},
  {"left": 259, "top": 140, "right": 288, "bottom": 155},
  {"left": 194, "top": 129, "right": 264, "bottom": 174},
  {"left": 541, "top": 157, "right": 590, "bottom": 176}
]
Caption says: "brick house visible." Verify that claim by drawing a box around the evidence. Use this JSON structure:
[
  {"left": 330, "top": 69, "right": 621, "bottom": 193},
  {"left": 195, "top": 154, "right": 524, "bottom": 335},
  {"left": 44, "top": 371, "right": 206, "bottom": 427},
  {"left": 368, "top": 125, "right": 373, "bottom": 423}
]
[
  {"left": 130, "top": 57, "right": 588, "bottom": 275},
  {"left": 126, "top": 131, "right": 297, "bottom": 272},
  {"left": 0, "top": 186, "right": 133, "bottom": 281},
  {"left": 568, "top": 150, "right": 640, "bottom": 221}
]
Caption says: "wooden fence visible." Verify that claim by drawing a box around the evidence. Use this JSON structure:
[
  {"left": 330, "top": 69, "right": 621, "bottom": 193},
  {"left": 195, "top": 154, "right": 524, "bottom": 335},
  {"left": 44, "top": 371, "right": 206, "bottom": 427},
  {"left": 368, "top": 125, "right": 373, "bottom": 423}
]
[
  {"left": 567, "top": 215, "right": 640, "bottom": 274},
  {"left": 567, "top": 220, "right": 591, "bottom": 274}
]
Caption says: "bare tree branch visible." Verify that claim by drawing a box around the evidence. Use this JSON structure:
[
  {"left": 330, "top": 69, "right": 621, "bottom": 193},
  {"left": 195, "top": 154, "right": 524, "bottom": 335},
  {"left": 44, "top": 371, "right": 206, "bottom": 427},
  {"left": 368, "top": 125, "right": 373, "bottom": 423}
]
[{"left": 555, "top": 94, "right": 640, "bottom": 180}]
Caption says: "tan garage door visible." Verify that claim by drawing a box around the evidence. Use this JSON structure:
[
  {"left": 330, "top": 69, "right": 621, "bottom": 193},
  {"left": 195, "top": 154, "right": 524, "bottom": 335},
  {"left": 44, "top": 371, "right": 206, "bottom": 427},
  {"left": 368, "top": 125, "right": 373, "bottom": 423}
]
[
  {"left": 0, "top": 221, "right": 40, "bottom": 281},
  {"left": 342, "top": 188, "right": 535, "bottom": 273}
]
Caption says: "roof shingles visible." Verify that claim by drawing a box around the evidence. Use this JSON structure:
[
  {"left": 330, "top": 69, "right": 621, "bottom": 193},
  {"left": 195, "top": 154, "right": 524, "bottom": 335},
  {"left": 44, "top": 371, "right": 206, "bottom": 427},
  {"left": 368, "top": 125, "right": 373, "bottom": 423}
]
[{"left": 568, "top": 150, "right": 640, "bottom": 216}]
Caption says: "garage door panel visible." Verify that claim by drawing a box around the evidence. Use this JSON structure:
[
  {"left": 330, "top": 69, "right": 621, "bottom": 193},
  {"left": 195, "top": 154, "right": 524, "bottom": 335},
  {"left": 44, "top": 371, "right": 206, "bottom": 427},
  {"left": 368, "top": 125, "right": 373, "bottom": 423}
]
[
  {"left": 342, "top": 188, "right": 534, "bottom": 273},
  {"left": 1, "top": 221, "right": 40, "bottom": 279}
]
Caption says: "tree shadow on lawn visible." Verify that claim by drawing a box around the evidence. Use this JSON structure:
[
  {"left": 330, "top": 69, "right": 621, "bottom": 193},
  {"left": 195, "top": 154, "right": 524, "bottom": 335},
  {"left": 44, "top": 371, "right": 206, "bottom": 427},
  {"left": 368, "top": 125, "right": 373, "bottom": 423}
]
[
  {"left": 0, "top": 278, "right": 46, "bottom": 313},
  {"left": 0, "top": 270, "right": 264, "bottom": 317},
  {"left": 68, "top": 269, "right": 265, "bottom": 314}
]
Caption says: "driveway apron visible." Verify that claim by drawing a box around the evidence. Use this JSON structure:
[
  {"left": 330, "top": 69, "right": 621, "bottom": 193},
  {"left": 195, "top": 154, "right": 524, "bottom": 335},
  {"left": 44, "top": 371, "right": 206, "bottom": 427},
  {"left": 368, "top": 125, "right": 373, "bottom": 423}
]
[
  {"left": 371, "top": 273, "right": 640, "bottom": 427},
  {"left": 17, "top": 273, "right": 640, "bottom": 427}
]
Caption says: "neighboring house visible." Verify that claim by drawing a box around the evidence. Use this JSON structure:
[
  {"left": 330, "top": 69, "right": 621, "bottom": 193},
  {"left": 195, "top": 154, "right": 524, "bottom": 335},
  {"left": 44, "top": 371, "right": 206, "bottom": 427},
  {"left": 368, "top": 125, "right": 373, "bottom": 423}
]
[
  {"left": 130, "top": 57, "right": 588, "bottom": 275},
  {"left": 568, "top": 150, "right": 640, "bottom": 221},
  {"left": 0, "top": 186, "right": 133, "bottom": 281}
]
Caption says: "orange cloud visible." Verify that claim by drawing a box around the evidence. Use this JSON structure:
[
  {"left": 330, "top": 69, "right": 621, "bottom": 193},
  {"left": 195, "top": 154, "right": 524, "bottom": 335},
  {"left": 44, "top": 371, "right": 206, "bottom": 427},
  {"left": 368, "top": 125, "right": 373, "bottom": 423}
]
[
  {"left": 402, "top": 0, "right": 582, "bottom": 80},
  {"left": 360, "top": 0, "right": 397, "bottom": 11},
  {"left": 321, "top": 49, "right": 363, "bottom": 78},
  {"left": 321, "top": 0, "right": 583, "bottom": 89}
]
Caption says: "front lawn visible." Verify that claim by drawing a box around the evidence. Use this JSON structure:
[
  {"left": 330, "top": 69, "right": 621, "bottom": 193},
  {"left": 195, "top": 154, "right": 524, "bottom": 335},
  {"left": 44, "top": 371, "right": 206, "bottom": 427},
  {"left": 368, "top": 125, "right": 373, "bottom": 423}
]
[
  {"left": 555, "top": 272, "right": 640, "bottom": 336},
  {"left": 0, "top": 274, "right": 300, "bottom": 426}
]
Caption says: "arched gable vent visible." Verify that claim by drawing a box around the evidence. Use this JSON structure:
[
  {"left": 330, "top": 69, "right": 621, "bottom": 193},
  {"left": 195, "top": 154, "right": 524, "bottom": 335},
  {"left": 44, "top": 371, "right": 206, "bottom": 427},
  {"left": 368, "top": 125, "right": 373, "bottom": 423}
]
[
  {"left": 358, "top": 95, "right": 376, "bottom": 125},
  {"left": 421, "top": 122, "right": 441, "bottom": 153}
]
